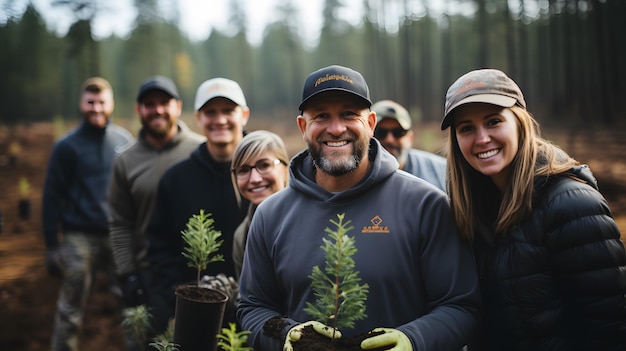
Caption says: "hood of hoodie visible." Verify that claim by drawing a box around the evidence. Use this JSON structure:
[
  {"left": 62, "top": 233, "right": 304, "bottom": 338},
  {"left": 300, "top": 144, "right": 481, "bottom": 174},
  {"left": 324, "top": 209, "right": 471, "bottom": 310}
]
[{"left": 288, "top": 138, "right": 399, "bottom": 204}]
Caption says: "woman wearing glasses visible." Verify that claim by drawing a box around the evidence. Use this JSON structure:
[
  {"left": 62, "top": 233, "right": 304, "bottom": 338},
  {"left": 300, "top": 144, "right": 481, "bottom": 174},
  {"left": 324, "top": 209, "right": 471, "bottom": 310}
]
[{"left": 231, "top": 130, "right": 289, "bottom": 279}]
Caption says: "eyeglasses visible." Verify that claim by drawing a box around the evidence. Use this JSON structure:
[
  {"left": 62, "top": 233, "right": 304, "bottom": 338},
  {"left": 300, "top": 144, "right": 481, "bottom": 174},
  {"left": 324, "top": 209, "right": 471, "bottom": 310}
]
[
  {"left": 374, "top": 127, "right": 408, "bottom": 139},
  {"left": 232, "top": 158, "right": 284, "bottom": 179}
]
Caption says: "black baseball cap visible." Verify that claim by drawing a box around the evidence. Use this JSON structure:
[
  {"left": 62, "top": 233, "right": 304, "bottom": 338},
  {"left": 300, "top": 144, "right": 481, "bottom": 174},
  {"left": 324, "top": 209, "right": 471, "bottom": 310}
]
[
  {"left": 299, "top": 65, "right": 372, "bottom": 111},
  {"left": 136, "top": 75, "right": 181, "bottom": 102},
  {"left": 441, "top": 69, "right": 526, "bottom": 130}
]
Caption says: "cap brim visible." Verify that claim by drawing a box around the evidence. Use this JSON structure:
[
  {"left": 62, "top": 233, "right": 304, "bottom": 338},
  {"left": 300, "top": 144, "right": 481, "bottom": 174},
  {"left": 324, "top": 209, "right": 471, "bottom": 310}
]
[
  {"left": 377, "top": 116, "right": 411, "bottom": 130},
  {"left": 441, "top": 94, "right": 516, "bottom": 130},
  {"left": 195, "top": 96, "right": 245, "bottom": 111},
  {"left": 299, "top": 88, "right": 371, "bottom": 111},
  {"left": 137, "top": 87, "right": 177, "bottom": 102}
]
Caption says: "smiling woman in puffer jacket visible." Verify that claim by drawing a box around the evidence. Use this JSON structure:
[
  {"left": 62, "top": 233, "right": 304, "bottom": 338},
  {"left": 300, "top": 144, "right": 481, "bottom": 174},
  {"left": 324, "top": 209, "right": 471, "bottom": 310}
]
[{"left": 442, "top": 68, "right": 626, "bottom": 351}]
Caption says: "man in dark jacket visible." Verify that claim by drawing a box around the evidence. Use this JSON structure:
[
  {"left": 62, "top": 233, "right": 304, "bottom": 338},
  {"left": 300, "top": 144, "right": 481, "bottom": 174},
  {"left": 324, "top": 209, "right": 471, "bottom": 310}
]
[
  {"left": 42, "top": 77, "right": 134, "bottom": 351},
  {"left": 147, "top": 77, "right": 250, "bottom": 333}
]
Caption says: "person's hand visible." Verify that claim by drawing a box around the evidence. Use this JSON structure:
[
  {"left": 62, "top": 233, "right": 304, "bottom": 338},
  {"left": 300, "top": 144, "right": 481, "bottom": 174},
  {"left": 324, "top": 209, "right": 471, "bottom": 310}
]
[
  {"left": 45, "top": 247, "right": 63, "bottom": 278},
  {"left": 361, "top": 328, "right": 412, "bottom": 350},
  {"left": 283, "top": 321, "right": 341, "bottom": 351},
  {"left": 200, "top": 274, "right": 239, "bottom": 303},
  {"left": 120, "top": 273, "right": 147, "bottom": 307}
]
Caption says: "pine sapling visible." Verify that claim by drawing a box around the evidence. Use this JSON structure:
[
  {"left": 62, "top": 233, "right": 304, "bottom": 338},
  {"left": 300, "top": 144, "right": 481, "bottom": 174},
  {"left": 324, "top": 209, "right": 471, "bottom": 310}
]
[
  {"left": 122, "top": 305, "right": 152, "bottom": 351},
  {"left": 304, "top": 213, "right": 369, "bottom": 334},
  {"left": 149, "top": 339, "right": 179, "bottom": 351},
  {"left": 18, "top": 177, "right": 30, "bottom": 198},
  {"left": 181, "top": 209, "right": 224, "bottom": 286},
  {"left": 150, "top": 323, "right": 178, "bottom": 351},
  {"left": 217, "top": 322, "right": 253, "bottom": 351}
]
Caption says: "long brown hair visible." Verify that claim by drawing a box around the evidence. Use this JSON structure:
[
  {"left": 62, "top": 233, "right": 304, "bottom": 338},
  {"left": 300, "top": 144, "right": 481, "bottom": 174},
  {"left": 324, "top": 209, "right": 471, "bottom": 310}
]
[{"left": 446, "top": 105, "right": 579, "bottom": 241}]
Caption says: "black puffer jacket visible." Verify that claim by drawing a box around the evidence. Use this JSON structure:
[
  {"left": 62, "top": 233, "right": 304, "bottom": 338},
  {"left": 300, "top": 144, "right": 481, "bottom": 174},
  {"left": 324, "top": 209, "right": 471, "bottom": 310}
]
[{"left": 472, "top": 165, "right": 626, "bottom": 351}]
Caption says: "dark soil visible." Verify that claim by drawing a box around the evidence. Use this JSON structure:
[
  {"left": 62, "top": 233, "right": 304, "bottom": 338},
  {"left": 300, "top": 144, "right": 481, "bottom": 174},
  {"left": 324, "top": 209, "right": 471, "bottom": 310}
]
[
  {"left": 263, "top": 316, "right": 387, "bottom": 351},
  {"left": 176, "top": 285, "right": 228, "bottom": 303},
  {"left": 0, "top": 121, "right": 625, "bottom": 351}
]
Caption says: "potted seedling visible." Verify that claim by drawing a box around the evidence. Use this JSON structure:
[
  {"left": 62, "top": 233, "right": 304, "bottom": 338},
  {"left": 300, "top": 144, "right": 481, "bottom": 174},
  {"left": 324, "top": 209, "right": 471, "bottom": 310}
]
[
  {"left": 18, "top": 177, "right": 31, "bottom": 220},
  {"left": 217, "top": 322, "right": 253, "bottom": 351},
  {"left": 173, "top": 209, "right": 229, "bottom": 351},
  {"left": 286, "top": 213, "right": 377, "bottom": 350}
]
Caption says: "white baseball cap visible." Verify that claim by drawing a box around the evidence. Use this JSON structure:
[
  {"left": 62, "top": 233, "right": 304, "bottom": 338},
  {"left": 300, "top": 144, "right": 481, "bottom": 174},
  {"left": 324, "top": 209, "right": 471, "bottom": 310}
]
[{"left": 194, "top": 78, "right": 247, "bottom": 111}]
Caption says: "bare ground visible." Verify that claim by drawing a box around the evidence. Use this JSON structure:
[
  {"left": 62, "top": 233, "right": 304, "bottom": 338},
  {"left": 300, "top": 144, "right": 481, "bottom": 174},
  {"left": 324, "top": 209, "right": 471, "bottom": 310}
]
[{"left": 0, "top": 120, "right": 624, "bottom": 351}]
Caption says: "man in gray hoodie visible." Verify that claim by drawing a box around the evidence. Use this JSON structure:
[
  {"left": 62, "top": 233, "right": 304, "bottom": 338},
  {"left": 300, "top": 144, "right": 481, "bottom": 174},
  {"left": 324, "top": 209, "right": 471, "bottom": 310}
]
[{"left": 237, "top": 65, "right": 481, "bottom": 351}]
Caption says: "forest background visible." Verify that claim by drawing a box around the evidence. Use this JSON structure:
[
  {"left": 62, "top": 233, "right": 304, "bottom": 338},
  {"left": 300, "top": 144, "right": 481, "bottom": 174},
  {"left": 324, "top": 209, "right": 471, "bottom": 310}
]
[
  {"left": 1, "top": 1, "right": 626, "bottom": 349},
  {"left": 1, "top": 0, "right": 625, "bottom": 128}
]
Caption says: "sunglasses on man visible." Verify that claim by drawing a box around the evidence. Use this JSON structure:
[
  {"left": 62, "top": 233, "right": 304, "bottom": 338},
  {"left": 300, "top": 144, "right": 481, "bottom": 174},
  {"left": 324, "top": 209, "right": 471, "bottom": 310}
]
[{"left": 374, "top": 127, "right": 408, "bottom": 139}]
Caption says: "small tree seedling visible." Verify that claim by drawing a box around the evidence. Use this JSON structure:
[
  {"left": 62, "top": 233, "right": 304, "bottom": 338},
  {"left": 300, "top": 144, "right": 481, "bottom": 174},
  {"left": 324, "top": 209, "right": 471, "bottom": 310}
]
[
  {"left": 122, "top": 305, "right": 152, "bottom": 351},
  {"left": 217, "top": 322, "right": 253, "bottom": 351},
  {"left": 18, "top": 177, "right": 30, "bottom": 198},
  {"left": 304, "top": 213, "right": 369, "bottom": 334},
  {"left": 181, "top": 209, "right": 224, "bottom": 286},
  {"left": 150, "top": 323, "right": 178, "bottom": 351}
]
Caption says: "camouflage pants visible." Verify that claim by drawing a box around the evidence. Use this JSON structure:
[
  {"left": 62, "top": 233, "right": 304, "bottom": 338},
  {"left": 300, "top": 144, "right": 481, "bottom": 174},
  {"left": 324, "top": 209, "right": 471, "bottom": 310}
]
[{"left": 50, "top": 232, "right": 120, "bottom": 351}]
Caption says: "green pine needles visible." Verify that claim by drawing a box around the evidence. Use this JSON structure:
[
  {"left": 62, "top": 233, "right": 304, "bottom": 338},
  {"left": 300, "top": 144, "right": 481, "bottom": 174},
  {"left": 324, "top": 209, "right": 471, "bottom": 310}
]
[
  {"left": 217, "top": 322, "right": 253, "bottom": 351},
  {"left": 181, "top": 209, "right": 224, "bottom": 286},
  {"left": 122, "top": 305, "right": 152, "bottom": 351},
  {"left": 149, "top": 323, "right": 178, "bottom": 351},
  {"left": 304, "top": 213, "right": 369, "bottom": 331}
]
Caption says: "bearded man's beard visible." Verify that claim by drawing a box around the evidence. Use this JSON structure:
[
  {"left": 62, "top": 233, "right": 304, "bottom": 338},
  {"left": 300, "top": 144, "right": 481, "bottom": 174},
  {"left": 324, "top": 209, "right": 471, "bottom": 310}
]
[
  {"left": 307, "top": 134, "right": 369, "bottom": 176},
  {"left": 142, "top": 115, "right": 173, "bottom": 139}
]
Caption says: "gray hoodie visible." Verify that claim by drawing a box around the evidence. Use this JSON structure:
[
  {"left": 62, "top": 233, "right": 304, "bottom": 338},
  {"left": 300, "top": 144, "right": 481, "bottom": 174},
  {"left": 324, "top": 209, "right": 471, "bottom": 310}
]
[{"left": 238, "top": 139, "right": 481, "bottom": 351}]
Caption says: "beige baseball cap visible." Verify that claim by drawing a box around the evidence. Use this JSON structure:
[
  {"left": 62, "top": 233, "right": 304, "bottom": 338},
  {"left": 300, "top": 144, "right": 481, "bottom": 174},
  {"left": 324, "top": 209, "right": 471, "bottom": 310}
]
[
  {"left": 371, "top": 100, "right": 412, "bottom": 130},
  {"left": 194, "top": 78, "right": 247, "bottom": 111},
  {"left": 442, "top": 69, "right": 526, "bottom": 130}
]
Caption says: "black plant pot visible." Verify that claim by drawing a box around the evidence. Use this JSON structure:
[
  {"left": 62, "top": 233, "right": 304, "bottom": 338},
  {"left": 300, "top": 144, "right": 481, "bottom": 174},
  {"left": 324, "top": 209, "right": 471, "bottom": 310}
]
[
  {"left": 18, "top": 199, "right": 31, "bottom": 220},
  {"left": 173, "top": 286, "right": 228, "bottom": 351}
]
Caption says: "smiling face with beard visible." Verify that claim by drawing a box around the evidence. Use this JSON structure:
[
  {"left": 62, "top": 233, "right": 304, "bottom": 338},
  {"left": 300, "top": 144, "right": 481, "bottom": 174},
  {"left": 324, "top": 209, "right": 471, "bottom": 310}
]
[
  {"left": 298, "top": 91, "right": 375, "bottom": 179},
  {"left": 80, "top": 89, "right": 114, "bottom": 129},
  {"left": 136, "top": 90, "right": 182, "bottom": 142},
  {"left": 306, "top": 129, "right": 369, "bottom": 176}
]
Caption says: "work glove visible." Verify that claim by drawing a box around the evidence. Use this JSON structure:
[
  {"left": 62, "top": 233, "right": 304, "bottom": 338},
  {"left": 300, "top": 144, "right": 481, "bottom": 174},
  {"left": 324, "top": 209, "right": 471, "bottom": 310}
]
[
  {"left": 45, "top": 247, "right": 63, "bottom": 278},
  {"left": 361, "top": 328, "right": 412, "bottom": 351},
  {"left": 120, "top": 272, "right": 147, "bottom": 307},
  {"left": 283, "top": 321, "right": 341, "bottom": 351},
  {"left": 200, "top": 274, "right": 239, "bottom": 304}
]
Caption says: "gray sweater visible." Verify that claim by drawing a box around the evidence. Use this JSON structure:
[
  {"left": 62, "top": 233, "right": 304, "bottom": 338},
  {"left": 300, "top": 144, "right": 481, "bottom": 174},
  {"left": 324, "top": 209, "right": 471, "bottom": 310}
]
[{"left": 108, "top": 121, "right": 204, "bottom": 276}]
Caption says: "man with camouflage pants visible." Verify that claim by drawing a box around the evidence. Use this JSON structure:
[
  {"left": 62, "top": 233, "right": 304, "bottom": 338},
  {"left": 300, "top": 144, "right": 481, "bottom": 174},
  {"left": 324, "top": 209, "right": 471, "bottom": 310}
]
[{"left": 42, "top": 77, "right": 134, "bottom": 351}]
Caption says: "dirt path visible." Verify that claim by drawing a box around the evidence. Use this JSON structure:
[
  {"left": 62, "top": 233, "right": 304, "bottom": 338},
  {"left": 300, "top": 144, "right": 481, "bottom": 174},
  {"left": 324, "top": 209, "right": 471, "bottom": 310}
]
[{"left": 0, "top": 123, "right": 125, "bottom": 351}]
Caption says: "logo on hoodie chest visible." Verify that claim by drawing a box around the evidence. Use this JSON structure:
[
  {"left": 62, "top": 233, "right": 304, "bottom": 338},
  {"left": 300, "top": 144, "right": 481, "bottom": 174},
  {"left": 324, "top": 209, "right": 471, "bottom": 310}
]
[{"left": 361, "top": 215, "right": 390, "bottom": 234}]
